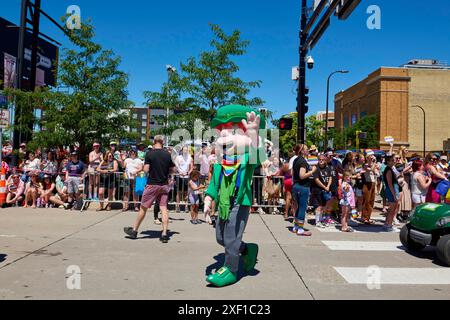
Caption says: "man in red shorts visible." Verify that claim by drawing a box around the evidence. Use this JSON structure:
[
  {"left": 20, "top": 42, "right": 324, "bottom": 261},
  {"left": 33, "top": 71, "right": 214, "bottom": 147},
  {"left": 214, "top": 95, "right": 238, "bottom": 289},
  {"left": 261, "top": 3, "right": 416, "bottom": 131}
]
[{"left": 124, "top": 135, "right": 175, "bottom": 243}]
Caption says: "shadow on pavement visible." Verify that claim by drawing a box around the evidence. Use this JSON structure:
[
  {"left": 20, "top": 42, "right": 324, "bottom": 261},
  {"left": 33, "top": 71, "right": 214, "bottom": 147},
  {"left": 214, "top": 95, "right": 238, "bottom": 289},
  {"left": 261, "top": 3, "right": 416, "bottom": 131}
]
[
  {"left": 139, "top": 230, "right": 180, "bottom": 240},
  {"left": 0, "top": 254, "right": 6, "bottom": 263},
  {"left": 205, "top": 253, "right": 260, "bottom": 288},
  {"left": 397, "top": 246, "right": 448, "bottom": 267},
  {"left": 169, "top": 217, "right": 185, "bottom": 221}
]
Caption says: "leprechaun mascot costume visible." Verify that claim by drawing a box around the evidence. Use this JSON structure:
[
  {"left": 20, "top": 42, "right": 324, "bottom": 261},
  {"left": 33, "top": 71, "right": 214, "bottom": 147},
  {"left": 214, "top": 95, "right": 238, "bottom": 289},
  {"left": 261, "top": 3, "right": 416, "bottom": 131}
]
[{"left": 203, "top": 104, "right": 266, "bottom": 287}]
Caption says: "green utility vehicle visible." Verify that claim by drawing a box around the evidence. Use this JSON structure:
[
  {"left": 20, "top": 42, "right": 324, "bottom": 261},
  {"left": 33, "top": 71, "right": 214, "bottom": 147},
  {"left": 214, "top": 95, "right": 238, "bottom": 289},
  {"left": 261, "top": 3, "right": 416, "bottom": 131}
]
[{"left": 400, "top": 203, "right": 450, "bottom": 266}]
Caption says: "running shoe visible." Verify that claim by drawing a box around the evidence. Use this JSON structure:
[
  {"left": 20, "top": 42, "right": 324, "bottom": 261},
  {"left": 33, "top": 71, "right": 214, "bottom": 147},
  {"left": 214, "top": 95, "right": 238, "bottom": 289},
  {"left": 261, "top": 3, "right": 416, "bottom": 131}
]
[
  {"left": 159, "top": 234, "right": 170, "bottom": 243},
  {"left": 123, "top": 227, "right": 137, "bottom": 239}
]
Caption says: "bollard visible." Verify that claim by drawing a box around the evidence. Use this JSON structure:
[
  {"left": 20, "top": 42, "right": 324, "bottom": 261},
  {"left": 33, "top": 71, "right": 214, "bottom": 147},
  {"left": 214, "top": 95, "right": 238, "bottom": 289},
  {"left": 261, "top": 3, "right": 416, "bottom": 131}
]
[{"left": 0, "top": 167, "right": 6, "bottom": 206}]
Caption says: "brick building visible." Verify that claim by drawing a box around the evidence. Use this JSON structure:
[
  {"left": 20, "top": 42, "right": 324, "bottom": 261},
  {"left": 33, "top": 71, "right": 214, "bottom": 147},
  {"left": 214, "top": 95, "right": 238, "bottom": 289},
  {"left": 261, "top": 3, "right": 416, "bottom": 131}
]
[{"left": 334, "top": 60, "right": 450, "bottom": 153}]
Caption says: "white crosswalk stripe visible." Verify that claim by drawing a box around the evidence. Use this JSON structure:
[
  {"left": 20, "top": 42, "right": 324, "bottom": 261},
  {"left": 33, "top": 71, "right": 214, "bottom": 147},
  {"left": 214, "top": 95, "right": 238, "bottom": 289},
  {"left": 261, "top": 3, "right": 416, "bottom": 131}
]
[
  {"left": 334, "top": 267, "right": 450, "bottom": 285},
  {"left": 322, "top": 241, "right": 403, "bottom": 251}
]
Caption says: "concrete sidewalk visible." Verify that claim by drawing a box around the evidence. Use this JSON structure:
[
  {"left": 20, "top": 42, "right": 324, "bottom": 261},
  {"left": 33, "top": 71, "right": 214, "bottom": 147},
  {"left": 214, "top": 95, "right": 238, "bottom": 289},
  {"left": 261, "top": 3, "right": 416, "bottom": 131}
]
[{"left": 0, "top": 207, "right": 449, "bottom": 300}]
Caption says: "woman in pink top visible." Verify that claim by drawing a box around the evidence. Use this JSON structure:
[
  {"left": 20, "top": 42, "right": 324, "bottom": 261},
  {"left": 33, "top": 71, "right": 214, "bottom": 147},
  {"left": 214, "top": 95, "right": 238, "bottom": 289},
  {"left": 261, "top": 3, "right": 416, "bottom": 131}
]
[{"left": 425, "top": 153, "right": 447, "bottom": 203}]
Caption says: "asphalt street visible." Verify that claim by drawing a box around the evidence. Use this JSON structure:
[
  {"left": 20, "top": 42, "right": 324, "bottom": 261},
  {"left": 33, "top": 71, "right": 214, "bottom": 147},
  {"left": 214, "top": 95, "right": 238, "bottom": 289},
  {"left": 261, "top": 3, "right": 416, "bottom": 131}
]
[{"left": 1, "top": 205, "right": 449, "bottom": 300}]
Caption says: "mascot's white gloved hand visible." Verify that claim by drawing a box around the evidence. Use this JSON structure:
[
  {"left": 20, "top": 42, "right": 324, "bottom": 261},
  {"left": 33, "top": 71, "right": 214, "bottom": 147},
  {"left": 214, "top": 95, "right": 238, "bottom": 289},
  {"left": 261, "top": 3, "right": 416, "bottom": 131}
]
[
  {"left": 241, "top": 111, "right": 261, "bottom": 149},
  {"left": 204, "top": 195, "right": 212, "bottom": 215}
]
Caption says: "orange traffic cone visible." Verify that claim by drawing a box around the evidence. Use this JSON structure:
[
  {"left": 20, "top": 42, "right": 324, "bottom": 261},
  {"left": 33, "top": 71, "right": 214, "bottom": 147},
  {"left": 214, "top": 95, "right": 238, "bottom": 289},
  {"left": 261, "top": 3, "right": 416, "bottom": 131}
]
[{"left": 0, "top": 166, "right": 6, "bottom": 206}]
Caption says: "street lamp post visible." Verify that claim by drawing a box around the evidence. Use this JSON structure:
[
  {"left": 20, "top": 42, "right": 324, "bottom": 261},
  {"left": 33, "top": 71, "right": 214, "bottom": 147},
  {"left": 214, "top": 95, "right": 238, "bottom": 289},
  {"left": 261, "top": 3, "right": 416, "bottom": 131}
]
[
  {"left": 325, "top": 70, "right": 349, "bottom": 149},
  {"left": 412, "top": 105, "right": 426, "bottom": 157},
  {"left": 165, "top": 65, "right": 176, "bottom": 147}
]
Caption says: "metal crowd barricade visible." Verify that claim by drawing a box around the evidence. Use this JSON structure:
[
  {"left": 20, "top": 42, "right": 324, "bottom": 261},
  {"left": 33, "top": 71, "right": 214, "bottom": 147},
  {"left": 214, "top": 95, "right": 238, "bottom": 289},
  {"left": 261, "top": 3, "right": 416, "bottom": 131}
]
[
  {"left": 251, "top": 175, "right": 285, "bottom": 214},
  {"left": 80, "top": 171, "right": 143, "bottom": 212},
  {"left": 79, "top": 171, "right": 286, "bottom": 214},
  {"left": 167, "top": 174, "right": 191, "bottom": 211}
]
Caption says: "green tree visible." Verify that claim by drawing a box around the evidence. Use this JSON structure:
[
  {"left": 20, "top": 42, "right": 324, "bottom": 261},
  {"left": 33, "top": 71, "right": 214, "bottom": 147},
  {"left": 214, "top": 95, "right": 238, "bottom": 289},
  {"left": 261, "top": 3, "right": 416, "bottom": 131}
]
[
  {"left": 181, "top": 24, "right": 264, "bottom": 114},
  {"left": 144, "top": 72, "right": 206, "bottom": 137},
  {"left": 305, "top": 115, "right": 325, "bottom": 148},
  {"left": 7, "top": 19, "right": 137, "bottom": 158},
  {"left": 144, "top": 24, "right": 265, "bottom": 139},
  {"left": 331, "top": 114, "right": 379, "bottom": 150}
]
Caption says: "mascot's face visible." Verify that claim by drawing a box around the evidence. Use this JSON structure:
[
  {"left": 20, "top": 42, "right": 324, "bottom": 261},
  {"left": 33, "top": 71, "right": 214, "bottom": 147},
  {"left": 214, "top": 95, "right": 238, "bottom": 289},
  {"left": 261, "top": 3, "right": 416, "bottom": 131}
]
[{"left": 216, "top": 122, "right": 252, "bottom": 157}]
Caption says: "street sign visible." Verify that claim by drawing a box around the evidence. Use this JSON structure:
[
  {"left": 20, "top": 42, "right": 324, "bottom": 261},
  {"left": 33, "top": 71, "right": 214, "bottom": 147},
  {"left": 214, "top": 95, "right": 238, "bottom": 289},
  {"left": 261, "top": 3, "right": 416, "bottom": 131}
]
[{"left": 0, "top": 109, "right": 10, "bottom": 128}]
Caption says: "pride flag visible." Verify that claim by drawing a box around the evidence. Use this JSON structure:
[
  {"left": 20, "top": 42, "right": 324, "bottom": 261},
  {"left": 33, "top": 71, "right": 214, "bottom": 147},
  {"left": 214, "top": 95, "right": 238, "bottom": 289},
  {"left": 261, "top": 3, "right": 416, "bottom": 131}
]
[{"left": 307, "top": 156, "right": 318, "bottom": 166}]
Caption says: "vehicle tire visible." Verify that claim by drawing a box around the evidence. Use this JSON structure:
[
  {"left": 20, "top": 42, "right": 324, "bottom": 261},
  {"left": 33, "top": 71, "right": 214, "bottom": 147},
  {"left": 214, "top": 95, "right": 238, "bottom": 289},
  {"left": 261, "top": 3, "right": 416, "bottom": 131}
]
[
  {"left": 400, "top": 225, "right": 426, "bottom": 252},
  {"left": 436, "top": 235, "right": 450, "bottom": 267}
]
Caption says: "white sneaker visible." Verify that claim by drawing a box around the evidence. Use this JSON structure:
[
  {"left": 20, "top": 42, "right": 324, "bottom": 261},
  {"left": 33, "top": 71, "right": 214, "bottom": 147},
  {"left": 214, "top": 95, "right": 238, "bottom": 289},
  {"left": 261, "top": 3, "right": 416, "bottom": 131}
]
[
  {"left": 257, "top": 208, "right": 265, "bottom": 215},
  {"left": 316, "top": 222, "right": 326, "bottom": 228},
  {"left": 393, "top": 218, "right": 401, "bottom": 226}
]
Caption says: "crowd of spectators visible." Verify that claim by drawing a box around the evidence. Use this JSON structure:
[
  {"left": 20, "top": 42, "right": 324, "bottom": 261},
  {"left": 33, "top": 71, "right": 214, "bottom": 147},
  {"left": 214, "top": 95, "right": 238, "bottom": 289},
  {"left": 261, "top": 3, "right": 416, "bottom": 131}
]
[{"left": 2, "top": 140, "right": 449, "bottom": 235}]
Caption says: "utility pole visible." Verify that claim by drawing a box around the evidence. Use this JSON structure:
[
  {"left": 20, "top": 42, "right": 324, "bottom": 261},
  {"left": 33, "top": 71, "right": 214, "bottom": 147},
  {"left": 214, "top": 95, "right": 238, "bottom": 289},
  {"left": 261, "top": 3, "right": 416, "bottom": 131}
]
[
  {"left": 297, "top": 0, "right": 308, "bottom": 144},
  {"left": 11, "top": 0, "right": 69, "bottom": 161},
  {"left": 29, "top": 0, "right": 42, "bottom": 92},
  {"left": 294, "top": 0, "right": 361, "bottom": 145},
  {"left": 12, "top": 0, "right": 28, "bottom": 153}
]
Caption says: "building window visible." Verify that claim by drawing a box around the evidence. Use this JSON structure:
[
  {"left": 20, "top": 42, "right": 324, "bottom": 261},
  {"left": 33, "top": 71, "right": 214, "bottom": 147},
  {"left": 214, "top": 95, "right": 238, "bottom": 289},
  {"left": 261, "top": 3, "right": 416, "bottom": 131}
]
[
  {"left": 141, "top": 128, "right": 146, "bottom": 134},
  {"left": 133, "top": 114, "right": 138, "bottom": 119},
  {"left": 360, "top": 111, "right": 367, "bottom": 119},
  {"left": 142, "top": 121, "right": 147, "bottom": 127},
  {"left": 132, "top": 128, "right": 137, "bottom": 133},
  {"left": 351, "top": 114, "right": 357, "bottom": 125},
  {"left": 343, "top": 114, "right": 349, "bottom": 128},
  {"left": 142, "top": 114, "right": 147, "bottom": 120}
]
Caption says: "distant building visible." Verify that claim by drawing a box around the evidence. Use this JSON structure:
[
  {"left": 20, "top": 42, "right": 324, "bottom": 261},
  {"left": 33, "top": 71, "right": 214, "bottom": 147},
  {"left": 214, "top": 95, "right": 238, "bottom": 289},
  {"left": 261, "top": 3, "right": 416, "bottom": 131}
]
[
  {"left": 316, "top": 111, "right": 335, "bottom": 132},
  {"left": 128, "top": 107, "right": 170, "bottom": 143},
  {"left": 334, "top": 59, "right": 450, "bottom": 153}
]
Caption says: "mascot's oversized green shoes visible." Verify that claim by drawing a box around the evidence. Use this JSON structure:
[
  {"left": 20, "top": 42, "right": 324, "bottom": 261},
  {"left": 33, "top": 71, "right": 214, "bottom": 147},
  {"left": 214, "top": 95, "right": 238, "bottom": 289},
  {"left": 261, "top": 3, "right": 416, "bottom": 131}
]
[
  {"left": 206, "top": 266, "right": 237, "bottom": 287},
  {"left": 243, "top": 243, "right": 259, "bottom": 272}
]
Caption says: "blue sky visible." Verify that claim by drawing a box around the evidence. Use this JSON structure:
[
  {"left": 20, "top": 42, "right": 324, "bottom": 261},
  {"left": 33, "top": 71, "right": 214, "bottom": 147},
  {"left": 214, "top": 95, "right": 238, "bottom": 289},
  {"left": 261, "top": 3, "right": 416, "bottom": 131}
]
[{"left": 2, "top": 0, "right": 450, "bottom": 121}]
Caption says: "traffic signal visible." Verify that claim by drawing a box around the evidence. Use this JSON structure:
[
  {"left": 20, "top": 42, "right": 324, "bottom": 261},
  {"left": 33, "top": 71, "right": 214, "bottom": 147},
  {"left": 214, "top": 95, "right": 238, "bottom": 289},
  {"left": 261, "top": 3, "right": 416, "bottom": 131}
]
[
  {"left": 304, "top": 87, "right": 309, "bottom": 104},
  {"left": 279, "top": 118, "right": 293, "bottom": 130},
  {"left": 303, "top": 86, "right": 309, "bottom": 114}
]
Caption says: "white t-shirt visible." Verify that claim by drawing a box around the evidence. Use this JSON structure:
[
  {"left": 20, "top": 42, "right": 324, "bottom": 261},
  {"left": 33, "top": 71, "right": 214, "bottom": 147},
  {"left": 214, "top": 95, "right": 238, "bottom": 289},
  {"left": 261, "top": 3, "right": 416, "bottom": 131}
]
[
  {"left": 176, "top": 154, "right": 192, "bottom": 178},
  {"left": 124, "top": 158, "right": 143, "bottom": 179},
  {"left": 26, "top": 158, "right": 41, "bottom": 171},
  {"left": 288, "top": 156, "right": 298, "bottom": 170},
  {"left": 200, "top": 154, "right": 210, "bottom": 176}
]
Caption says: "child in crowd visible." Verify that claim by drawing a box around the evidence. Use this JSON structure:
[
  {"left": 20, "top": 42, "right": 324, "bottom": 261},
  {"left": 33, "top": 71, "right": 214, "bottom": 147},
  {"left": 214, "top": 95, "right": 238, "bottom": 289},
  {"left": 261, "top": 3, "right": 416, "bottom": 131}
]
[
  {"left": 339, "top": 171, "right": 355, "bottom": 232},
  {"left": 188, "top": 170, "right": 205, "bottom": 224},
  {"left": 23, "top": 172, "right": 42, "bottom": 209},
  {"left": 40, "top": 175, "right": 56, "bottom": 208}
]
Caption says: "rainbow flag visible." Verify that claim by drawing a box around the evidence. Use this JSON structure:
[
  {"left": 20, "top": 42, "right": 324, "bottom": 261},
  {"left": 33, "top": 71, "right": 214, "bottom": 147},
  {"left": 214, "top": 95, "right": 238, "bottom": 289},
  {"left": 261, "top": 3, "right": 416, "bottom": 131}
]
[
  {"left": 222, "top": 154, "right": 242, "bottom": 177},
  {"left": 307, "top": 156, "right": 318, "bottom": 166}
]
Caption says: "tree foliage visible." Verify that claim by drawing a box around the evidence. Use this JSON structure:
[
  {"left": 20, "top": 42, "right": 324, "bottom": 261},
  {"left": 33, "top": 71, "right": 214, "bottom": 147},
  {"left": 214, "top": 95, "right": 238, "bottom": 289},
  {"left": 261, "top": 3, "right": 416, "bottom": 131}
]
[
  {"left": 332, "top": 114, "right": 379, "bottom": 149},
  {"left": 6, "top": 19, "right": 136, "bottom": 159},
  {"left": 144, "top": 24, "right": 265, "bottom": 138}
]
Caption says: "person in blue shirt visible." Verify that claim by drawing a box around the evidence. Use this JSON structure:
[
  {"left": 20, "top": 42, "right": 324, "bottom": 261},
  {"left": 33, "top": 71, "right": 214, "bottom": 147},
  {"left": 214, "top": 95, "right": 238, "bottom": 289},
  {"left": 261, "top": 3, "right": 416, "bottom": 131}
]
[{"left": 65, "top": 152, "right": 86, "bottom": 210}]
